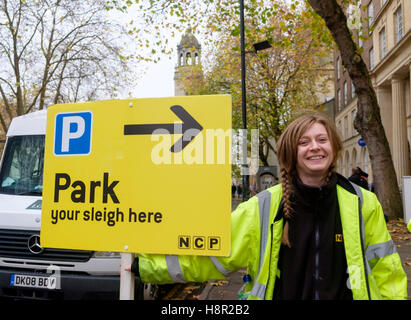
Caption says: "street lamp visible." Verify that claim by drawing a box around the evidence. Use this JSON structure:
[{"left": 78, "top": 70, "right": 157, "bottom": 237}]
[
  {"left": 239, "top": 0, "right": 271, "bottom": 201},
  {"left": 252, "top": 40, "right": 272, "bottom": 52}
]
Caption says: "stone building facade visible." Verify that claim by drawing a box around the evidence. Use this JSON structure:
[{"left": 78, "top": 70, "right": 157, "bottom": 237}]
[{"left": 334, "top": 0, "right": 411, "bottom": 186}]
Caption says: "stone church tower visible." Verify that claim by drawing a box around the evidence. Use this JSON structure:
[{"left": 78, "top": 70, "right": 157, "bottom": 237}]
[{"left": 174, "top": 28, "right": 202, "bottom": 96}]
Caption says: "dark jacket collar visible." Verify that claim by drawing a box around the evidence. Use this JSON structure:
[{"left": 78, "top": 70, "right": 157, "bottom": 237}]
[
  {"left": 289, "top": 173, "right": 338, "bottom": 218},
  {"left": 291, "top": 172, "right": 357, "bottom": 205},
  {"left": 336, "top": 173, "right": 357, "bottom": 195},
  {"left": 292, "top": 173, "right": 338, "bottom": 201},
  {"left": 273, "top": 172, "right": 357, "bottom": 222}
]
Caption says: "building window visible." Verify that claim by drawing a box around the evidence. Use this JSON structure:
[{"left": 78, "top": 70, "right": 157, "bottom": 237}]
[
  {"left": 367, "top": 1, "right": 374, "bottom": 28},
  {"left": 344, "top": 115, "right": 348, "bottom": 139},
  {"left": 351, "top": 81, "right": 356, "bottom": 98},
  {"left": 358, "top": 29, "right": 363, "bottom": 48},
  {"left": 353, "top": 149, "right": 358, "bottom": 168},
  {"left": 337, "top": 89, "right": 341, "bottom": 111},
  {"left": 406, "top": 78, "right": 410, "bottom": 116},
  {"left": 338, "top": 120, "right": 342, "bottom": 137},
  {"left": 344, "top": 81, "right": 348, "bottom": 105},
  {"left": 379, "top": 27, "right": 386, "bottom": 59},
  {"left": 395, "top": 6, "right": 403, "bottom": 44},
  {"left": 369, "top": 47, "right": 374, "bottom": 70},
  {"left": 345, "top": 152, "right": 350, "bottom": 177},
  {"left": 337, "top": 57, "right": 341, "bottom": 79}
]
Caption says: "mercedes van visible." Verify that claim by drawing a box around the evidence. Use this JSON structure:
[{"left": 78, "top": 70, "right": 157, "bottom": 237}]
[{"left": 0, "top": 110, "right": 145, "bottom": 299}]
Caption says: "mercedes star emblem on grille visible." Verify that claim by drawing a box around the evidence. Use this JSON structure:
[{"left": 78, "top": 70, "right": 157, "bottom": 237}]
[{"left": 27, "top": 235, "right": 44, "bottom": 254}]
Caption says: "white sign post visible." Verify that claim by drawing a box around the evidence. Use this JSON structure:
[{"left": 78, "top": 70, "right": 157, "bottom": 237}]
[
  {"left": 120, "top": 253, "right": 135, "bottom": 300},
  {"left": 402, "top": 176, "right": 411, "bottom": 224}
]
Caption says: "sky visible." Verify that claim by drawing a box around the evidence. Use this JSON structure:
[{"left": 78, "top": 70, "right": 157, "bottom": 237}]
[
  {"left": 111, "top": 5, "right": 192, "bottom": 100},
  {"left": 132, "top": 57, "right": 176, "bottom": 99},
  {"left": 106, "top": 6, "right": 181, "bottom": 100}
]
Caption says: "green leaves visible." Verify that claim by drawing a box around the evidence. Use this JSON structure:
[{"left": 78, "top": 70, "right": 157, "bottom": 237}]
[{"left": 231, "top": 26, "right": 240, "bottom": 37}]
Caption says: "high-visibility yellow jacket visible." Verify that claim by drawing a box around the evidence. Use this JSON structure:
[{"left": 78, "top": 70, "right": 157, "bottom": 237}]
[{"left": 138, "top": 179, "right": 407, "bottom": 300}]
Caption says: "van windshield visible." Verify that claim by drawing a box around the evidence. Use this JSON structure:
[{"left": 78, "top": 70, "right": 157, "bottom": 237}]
[{"left": 0, "top": 135, "right": 44, "bottom": 195}]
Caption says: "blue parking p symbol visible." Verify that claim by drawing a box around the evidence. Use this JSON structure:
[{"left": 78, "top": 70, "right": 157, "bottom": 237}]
[{"left": 54, "top": 111, "right": 92, "bottom": 156}]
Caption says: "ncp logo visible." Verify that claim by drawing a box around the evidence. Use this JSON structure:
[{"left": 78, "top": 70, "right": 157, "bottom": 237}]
[{"left": 54, "top": 111, "right": 92, "bottom": 156}]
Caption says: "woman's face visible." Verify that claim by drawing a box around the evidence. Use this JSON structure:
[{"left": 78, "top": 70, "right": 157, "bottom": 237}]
[{"left": 296, "top": 122, "right": 334, "bottom": 186}]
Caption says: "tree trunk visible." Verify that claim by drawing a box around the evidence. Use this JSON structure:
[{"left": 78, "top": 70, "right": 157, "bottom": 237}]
[{"left": 308, "top": 0, "right": 403, "bottom": 218}]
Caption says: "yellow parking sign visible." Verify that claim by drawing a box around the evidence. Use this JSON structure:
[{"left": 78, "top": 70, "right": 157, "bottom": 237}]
[{"left": 41, "top": 95, "right": 231, "bottom": 256}]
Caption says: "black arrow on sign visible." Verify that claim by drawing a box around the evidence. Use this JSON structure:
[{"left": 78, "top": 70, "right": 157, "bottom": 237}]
[{"left": 124, "top": 105, "right": 203, "bottom": 153}]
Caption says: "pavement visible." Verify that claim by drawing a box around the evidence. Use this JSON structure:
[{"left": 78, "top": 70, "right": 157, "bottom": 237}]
[
  {"left": 388, "top": 220, "right": 411, "bottom": 299},
  {"left": 199, "top": 268, "right": 245, "bottom": 300},
  {"left": 197, "top": 199, "right": 411, "bottom": 300}
]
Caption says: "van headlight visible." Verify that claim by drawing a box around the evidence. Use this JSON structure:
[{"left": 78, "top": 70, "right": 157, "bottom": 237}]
[{"left": 92, "top": 251, "right": 121, "bottom": 258}]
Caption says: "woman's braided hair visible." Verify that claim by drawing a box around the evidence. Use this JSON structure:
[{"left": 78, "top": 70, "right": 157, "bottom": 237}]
[{"left": 276, "top": 112, "right": 342, "bottom": 247}]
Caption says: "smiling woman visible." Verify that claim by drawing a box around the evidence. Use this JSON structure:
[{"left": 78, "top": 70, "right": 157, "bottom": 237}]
[
  {"left": 265, "top": 112, "right": 406, "bottom": 299},
  {"left": 276, "top": 112, "right": 342, "bottom": 247},
  {"left": 296, "top": 122, "right": 334, "bottom": 186}
]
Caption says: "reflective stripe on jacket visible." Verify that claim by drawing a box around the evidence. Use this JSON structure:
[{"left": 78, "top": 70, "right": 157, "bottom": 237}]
[{"left": 138, "top": 179, "right": 407, "bottom": 300}]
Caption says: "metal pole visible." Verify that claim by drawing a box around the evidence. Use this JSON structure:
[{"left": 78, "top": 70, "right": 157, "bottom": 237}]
[
  {"left": 120, "top": 252, "right": 135, "bottom": 300},
  {"left": 240, "top": 0, "right": 249, "bottom": 201}
]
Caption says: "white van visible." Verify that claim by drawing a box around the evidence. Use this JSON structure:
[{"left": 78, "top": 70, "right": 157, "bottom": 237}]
[{"left": 0, "top": 110, "right": 145, "bottom": 299}]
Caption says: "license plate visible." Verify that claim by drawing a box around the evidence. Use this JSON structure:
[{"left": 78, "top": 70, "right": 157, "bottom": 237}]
[{"left": 10, "top": 274, "right": 58, "bottom": 289}]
